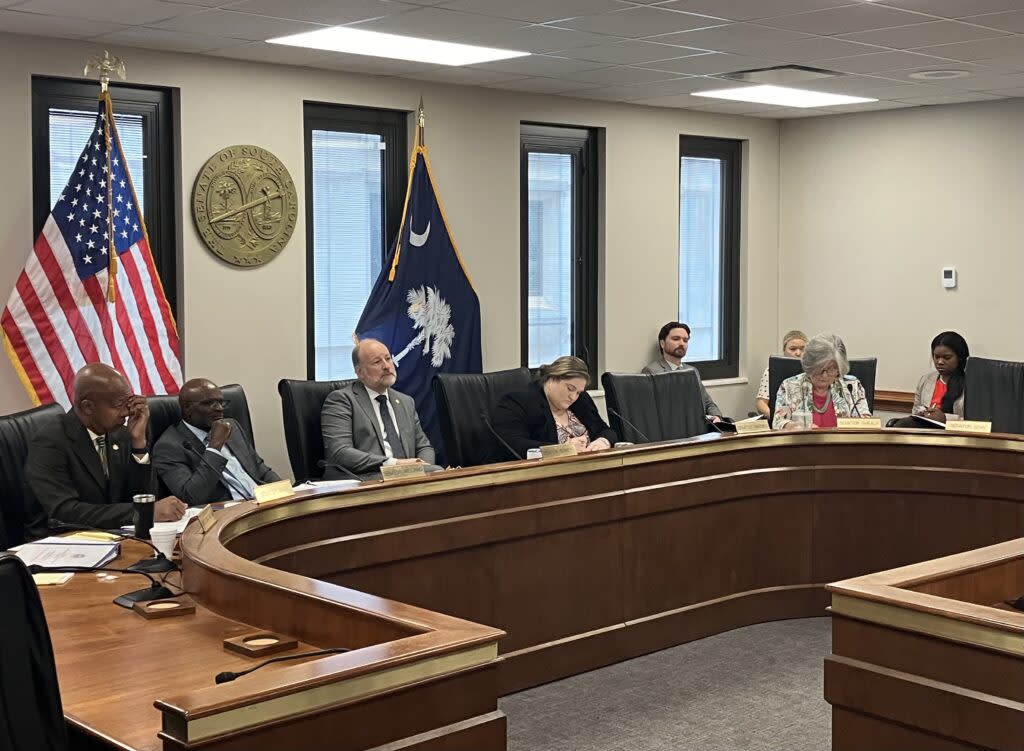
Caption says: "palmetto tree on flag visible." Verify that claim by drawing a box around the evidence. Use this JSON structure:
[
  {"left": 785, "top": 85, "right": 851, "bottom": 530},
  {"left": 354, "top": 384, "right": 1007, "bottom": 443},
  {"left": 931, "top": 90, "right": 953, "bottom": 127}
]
[{"left": 394, "top": 286, "right": 455, "bottom": 368}]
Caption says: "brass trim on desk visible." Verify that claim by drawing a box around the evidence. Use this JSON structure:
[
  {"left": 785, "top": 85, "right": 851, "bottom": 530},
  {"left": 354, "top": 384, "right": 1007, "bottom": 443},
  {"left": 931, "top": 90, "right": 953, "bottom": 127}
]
[
  {"left": 159, "top": 641, "right": 499, "bottom": 745},
  {"left": 830, "top": 593, "right": 1024, "bottom": 657}
]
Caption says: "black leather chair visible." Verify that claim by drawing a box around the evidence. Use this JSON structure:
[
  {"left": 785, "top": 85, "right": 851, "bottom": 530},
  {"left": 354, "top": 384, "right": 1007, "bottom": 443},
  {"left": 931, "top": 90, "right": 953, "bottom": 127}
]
[
  {"left": 601, "top": 370, "right": 706, "bottom": 443},
  {"left": 146, "top": 384, "right": 255, "bottom": 447},
  {"left": 767, "top": 356, "right": 877, "bottom": 422},
  {"left": 433, "top": 368, "right": 532, "bottom": 466},
  {"left": 278, "top": 379, "right": 356, "bottom": 482},
  {"left": 0, "top": 403, "right": 64, "bottom": 550},
  {"left": 964, "top": 357, "right": 1024, "bottom": 434},
  {"left": 0, "top": 554, "right": 67, "bottom": 751}
]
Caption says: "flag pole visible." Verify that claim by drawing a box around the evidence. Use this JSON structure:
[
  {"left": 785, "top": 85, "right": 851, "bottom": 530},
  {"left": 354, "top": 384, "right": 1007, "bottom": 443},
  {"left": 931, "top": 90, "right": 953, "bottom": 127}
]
[
  {"left": 84, "top": 51, "right": 126, "bottom": 301},
  {"left": 417, "top": 97, "right": 425, "bottom": 148}
]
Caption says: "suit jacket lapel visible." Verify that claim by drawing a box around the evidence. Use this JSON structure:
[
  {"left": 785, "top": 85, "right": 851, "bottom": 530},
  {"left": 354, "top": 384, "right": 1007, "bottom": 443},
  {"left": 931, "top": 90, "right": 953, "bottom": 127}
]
[
  {"left": 354, "top": 383, "right": 385, "bottom": 452},
  {"left": 179, "top": 423, "right": 229, "bottom": 493},
  {"left": 65, "top": 413, "right": 107, "bottom": 492},
  {"left": 390, "top": 394, "right": 414, "bottom": 456},
  {"left": 225, "top": 426, "right": 258, "bottom": 481}
]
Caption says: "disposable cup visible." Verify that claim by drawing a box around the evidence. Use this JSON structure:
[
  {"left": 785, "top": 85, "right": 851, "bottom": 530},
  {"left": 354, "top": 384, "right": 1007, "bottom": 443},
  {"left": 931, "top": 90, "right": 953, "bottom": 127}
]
[{"left": 149, "top": 527, "right": 178, "bottom": 559}]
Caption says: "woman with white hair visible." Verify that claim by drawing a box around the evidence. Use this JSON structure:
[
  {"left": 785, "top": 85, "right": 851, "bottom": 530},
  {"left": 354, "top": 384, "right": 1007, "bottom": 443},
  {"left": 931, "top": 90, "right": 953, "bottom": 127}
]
[{"left": 772, "top": 333, "right": 871, "bottom": 431}]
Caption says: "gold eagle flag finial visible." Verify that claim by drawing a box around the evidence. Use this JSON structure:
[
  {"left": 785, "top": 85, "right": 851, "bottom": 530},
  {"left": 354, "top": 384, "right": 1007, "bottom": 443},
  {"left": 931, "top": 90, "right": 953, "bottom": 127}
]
[{"left": 84, "top": 50, "right": 127, "bottom": 93}]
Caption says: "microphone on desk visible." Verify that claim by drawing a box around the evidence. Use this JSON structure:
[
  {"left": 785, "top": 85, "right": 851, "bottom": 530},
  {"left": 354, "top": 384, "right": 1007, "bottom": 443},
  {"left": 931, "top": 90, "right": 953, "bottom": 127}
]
[
  {"left": 846, "top": 383, "right": 862, "bottom": 418},
  {"left": 606, "top": 408, "right": 652, "bottom": 444},
  {"left": 48, "top": 519, "right": 177, "bottom": 574},
  {"left": 480, "top": 412, "right": 521, "bottom": 461},
  {"left": 28, "top": 563, "right": 175, "bottom": 608},
  {"left": 315, "top": 459, "right": 365, "bottom": 483},
  {"left": 214, "top": 647, "right": 350, "bottom": 684}
]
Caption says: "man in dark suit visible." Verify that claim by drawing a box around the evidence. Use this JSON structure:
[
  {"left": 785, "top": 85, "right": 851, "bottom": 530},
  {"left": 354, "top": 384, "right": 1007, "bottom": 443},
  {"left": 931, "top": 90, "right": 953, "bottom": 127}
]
[
  {"left": 321, "top": 339, "right": 436, "bottom": 480},
  {"left": 24, "top": 363, "right": 187, "bottom": 539},
  {"left": 153, "top": 379, "right": 280, "bottom": 505}
]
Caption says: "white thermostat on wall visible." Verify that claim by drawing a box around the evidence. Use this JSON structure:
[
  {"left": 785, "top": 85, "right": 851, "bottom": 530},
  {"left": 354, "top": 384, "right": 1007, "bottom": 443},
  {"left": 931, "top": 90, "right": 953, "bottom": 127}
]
[{"left": 942, "top": 267, "right": 957, "bottom": 289}]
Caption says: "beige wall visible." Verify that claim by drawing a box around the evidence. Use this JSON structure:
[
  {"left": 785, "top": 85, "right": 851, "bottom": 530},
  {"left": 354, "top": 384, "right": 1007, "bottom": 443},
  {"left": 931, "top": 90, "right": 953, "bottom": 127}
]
[
  {"left": 0, "top": 32, "right": 781, "bottom": 474},
  {"left": 779, "top": 99, "right": 1024, "bottom": 393}
]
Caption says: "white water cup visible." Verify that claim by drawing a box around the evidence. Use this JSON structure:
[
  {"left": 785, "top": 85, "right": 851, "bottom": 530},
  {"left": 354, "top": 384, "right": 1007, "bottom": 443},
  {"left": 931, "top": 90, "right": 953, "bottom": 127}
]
[{"left": 149, "top": 526, "right": 178, "bottom": 560}]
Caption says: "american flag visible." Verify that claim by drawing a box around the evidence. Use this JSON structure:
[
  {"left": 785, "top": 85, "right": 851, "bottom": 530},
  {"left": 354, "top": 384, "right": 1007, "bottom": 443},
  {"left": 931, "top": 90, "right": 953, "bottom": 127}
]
[{"left": 1, "top": 93, "right": 182, "bottom": 408}]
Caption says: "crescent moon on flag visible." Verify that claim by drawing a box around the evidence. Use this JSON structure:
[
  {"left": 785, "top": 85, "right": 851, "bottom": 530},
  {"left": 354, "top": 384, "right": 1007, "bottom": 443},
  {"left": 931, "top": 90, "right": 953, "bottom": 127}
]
[{"left": 409, "top": 221, "right": 430, "bottom": 247}]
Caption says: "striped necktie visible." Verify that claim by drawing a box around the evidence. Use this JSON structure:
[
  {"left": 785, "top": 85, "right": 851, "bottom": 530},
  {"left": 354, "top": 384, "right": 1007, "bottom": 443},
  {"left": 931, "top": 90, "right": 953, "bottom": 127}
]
[{"left": 94, "top": 435, "right": 109, "bottom": 478}]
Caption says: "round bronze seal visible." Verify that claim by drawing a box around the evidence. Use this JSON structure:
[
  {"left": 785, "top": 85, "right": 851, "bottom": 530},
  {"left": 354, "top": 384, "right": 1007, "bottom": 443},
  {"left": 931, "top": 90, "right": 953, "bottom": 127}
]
[{"left": 191, "top": 145, "right": 297, "bottom": 267}]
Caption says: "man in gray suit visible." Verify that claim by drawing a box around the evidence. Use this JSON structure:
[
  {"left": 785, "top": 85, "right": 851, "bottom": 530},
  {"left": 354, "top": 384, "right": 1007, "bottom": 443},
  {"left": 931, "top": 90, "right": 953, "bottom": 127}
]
[
  {"left": 154, "top": 378, "right": 280, "bottom": 504},
  {"left": 642, "top": 321, "right": 723, "bottom": 422},
  {"left": 321, "top": 339, "right": 436, "bottom": 480}
]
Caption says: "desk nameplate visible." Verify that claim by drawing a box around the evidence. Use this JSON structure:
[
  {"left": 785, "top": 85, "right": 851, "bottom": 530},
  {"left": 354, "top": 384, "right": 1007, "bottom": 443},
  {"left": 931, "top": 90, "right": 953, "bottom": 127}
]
[
  {"left": 952, "top": 420, "right": 993, "bottom": 434},
  {"left": 837, "top": 417, "right": 882, "bottom": 429},
  {"left": 735, "top": 420, "right": 771, "bottom": 434},
  {"left": 253, "top": 480, "right": 294, "bottom": 504},
  {"left": 380, "top": 463, "right": 427, "bottom": 481},
  {"left": 539, "top": 443, "right": 578, "bottom": 459}
]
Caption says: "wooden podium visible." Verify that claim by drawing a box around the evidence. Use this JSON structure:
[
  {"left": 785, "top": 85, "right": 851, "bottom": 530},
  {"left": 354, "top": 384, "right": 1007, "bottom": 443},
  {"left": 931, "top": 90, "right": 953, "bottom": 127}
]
[{"left": 827, "top": 537, "right": 1024, "bottom": 750}]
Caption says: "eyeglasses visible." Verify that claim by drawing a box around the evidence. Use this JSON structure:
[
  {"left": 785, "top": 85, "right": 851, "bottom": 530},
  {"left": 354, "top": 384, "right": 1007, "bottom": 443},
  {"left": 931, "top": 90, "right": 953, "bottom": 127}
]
[
  {"left": 813, "top": 366, "right": 839, "bottom": 378},
  {"left": 185, "top": 398, "right": 231, "bottom": 408}
]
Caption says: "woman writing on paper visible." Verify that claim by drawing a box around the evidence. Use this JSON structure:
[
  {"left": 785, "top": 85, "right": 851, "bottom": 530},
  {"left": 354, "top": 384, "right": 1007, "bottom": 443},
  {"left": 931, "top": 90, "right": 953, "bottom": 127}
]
[
  {"left": 772, "top": 333, "right": 871, "bottom": 431},
  {"left": 892, "top": 331, "right": 969, "bottom": 427}
]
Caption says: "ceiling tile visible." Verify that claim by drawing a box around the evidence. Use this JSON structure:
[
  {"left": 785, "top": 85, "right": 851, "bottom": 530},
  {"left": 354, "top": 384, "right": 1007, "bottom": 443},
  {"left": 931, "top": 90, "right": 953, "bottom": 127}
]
[
  {"left": 0, "top": 9, "right": 128, "bottom": 38},
  {"left": 93, "top": 26, "right": 245, "bottom": 53},
  {"left": 938, "top": 69, "right": 1024, "bottom": 90},
  {"left": 960, "top": 11, "right": 1024, "bottom": 34},
  {"left": 350, "top": 7, "right": 526, "bottom": 39},
  {"left": 566, "top": 65, "right": 689, "bottom": 84},
  {"left": 160, "top": 0, "right": 236, "bottom": 5},
  {"left": 757, "top": 35, "right": 883, "bottom": 62},
  {"left": 637, "top": 52, "right": 784, "bottom": 75},
  {"left": 895, "top": 91, "right": 1005, "bottom": 103},
  {"left": 969, "top": 54, "right": 1024, "bottom": 72},
  {"left": 988, "top": 85, "right": 1024, "bottom": 95},
  {"left": 571, "top": 75, "right": 733, "bottom": 100},
  {"left": 407, "top": 66, "right": 526, "bottom": 84},
  {"left": 565, "top": 40, "right": 700, "bottom": 64},
  {"left": 840, "top": 21, "right": 1009, "bottom": 48},
  {"left": 207, "top": 39, "right": 330, "bottom": 63},
  {"left": 872, "top": 0, "right": 1024, "bottom": 18},
  {"left": 813, "top": 100, "right": 918, "bottom": 113},
  {"left": 556, "top": 6, "right": 727, "bottom": 38},
  {"left": 810, "top": 50, "right": 958, "bottom": 73},
  {"left": 472, "top": 53, "right": 604, "bottom": 76},
  {"left": 486, "top": 76, "right": 602, "bottom": 93},
  {"left": 757, "top": 4, "right": 928, "bottom": 35},
  {"left": 855, "top": 81, "right": 959, "bottom": 98},
  {"left": 795, "top": 73, "right": 918, "bottom": 93},
  {"left": 878, "top": 60, "right": 1000, "bottom": 81},
  {"left": 649, "top": 23, "right": 814, "bottom": 56},
  {"left": 900, "top": 34, "right": 1024, "bottom": 61},
  {"left": 150, "top": 8, "right": 327, "bottom": 39},
  {"left": 749, "top": 106, "right": 833, "bottom": 117},
  {"left": 435, "top": 0, "right": 624, "bottom": 24},
  {"left": 461, "top": 25, "right": 624, "bottom": 53},
  {"left": 221, "top": 0, "right": 402, "bottom": 25},
  {"left": 655, "top": 0, "right": 853, "bottom": 22},
  {"left": 9, "top": 0, "right": 199, "bottom": 25},
  {"left": 685, "top": 99, "right": 779, "bottom": 113}
]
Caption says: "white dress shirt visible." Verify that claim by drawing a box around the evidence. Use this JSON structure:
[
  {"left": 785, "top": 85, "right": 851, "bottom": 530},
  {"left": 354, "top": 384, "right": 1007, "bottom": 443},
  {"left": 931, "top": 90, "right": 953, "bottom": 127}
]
[{"left": 364, "top": 385, "right": 402, "bottom": 466}]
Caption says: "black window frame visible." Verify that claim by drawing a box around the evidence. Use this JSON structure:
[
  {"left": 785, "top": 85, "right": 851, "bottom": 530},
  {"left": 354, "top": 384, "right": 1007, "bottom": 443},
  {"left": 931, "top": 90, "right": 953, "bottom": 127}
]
[
  {"left": 303, "top": 101, "right": 408, "bottom": 380},
  {"left": 31, "top": 76, "right": 180, "bottom": 318},
  {"left": 678, "top": 135, "right": 741, "bottom": 381},
  {"left": 520, "top": 123, "right": 599, "bottom": 383}
]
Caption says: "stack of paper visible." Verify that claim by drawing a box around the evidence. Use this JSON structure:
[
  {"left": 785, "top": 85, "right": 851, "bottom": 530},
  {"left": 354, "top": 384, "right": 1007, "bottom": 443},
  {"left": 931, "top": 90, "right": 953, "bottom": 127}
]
[{"left": 15, "top": 538, "right": 119, "bottom": 569}]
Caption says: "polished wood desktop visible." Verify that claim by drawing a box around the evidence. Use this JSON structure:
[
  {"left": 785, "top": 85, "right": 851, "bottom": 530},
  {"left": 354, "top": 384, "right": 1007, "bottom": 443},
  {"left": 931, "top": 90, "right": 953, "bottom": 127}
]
[
  {"left": 827, "top": 537, "right": 1024, "bottom": 750},
  {"left": 40, "top": 428, "right": 1024, "bottom": 750}
]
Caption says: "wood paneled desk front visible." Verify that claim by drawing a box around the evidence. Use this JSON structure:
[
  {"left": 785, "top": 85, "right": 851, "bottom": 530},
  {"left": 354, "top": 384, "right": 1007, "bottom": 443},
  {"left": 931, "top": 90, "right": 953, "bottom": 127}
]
[{"left": 39, "top": 428, "right": 1024, "bottom": 750}]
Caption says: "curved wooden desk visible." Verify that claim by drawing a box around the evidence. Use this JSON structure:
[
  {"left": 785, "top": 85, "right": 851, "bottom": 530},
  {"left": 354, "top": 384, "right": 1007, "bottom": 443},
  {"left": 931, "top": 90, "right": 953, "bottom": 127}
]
[{"left": 46, "top": 429, "right": 1024, "bottom": 750}]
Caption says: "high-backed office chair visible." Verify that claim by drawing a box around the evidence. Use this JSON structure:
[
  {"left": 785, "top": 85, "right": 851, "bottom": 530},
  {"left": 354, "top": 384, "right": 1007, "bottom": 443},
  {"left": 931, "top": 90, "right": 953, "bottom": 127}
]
[
  {"left": 601, "top": 370, "right": 706, "bottom": 443},
  {"left": 767, "top": 356, "right": 877, "bottom": 422},
  {"left": 146, "top": 384, "right": 255, "bottom": 448},
  {"left": 277, "top": 379, "right": 356, "bottom": 482},
  {"left": 433, "top": 367, "right": 532, "bottom": 465},
  {"left": 0, "top": 554, "right": 67, "bottom": 751},
  {"left": 964, "top": 357, "right": 1024, "bottom": 434},
  {"left": 0, "top": 403, "right": 64, "bottom": 550}
]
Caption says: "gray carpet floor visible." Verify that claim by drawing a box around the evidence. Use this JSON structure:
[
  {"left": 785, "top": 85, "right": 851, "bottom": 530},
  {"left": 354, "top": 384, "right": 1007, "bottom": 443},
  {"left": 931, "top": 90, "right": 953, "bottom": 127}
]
[{"left": 500, "top": 617, "right": 831, "bottom": 751}]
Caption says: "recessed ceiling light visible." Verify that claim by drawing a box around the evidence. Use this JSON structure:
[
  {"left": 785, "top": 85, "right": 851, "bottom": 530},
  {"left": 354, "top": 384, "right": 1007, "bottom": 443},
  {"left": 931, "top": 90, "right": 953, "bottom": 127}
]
[
  {"left": 692, "top": 84, "right": 877, "bottom": 108},
  {"left": 268, "top": 27, "right": 530, "bottom": 66},
  {"left": 907, "top": 70, "right": 971, "bottom": 80}
]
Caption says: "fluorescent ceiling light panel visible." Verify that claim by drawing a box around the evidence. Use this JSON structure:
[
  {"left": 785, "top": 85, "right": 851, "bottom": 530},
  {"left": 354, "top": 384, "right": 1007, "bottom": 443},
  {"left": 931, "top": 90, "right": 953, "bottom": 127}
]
[
  {"left": 693, "top": 85, "right": 877, "bottom": 108},
  {"left": 268, "top": 27, "right": 529, "bottom": 66}
]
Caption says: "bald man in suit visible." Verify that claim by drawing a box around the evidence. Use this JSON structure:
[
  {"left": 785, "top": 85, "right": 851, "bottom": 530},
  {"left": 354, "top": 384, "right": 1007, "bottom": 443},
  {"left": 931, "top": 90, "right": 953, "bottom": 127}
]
[{"left": 321, "top": 339, "right": 436, "bottom": 480}]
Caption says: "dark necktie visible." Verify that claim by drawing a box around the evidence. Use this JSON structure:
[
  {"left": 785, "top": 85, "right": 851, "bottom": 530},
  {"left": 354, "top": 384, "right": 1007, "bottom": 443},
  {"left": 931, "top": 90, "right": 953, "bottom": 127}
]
[
  {"left": 94, "top": 435, "right": 109, "bottom": 478},
  {"left": 375, "top": 394, "right": 407, "bottom": 459}
]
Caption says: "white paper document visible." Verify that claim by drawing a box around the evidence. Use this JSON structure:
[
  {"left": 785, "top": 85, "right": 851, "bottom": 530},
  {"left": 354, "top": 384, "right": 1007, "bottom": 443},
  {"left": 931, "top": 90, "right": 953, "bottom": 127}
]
[
  {"left": 292, "top": 479, "right": 362, "bottom": 492},
  {"left": 15, "top": 541, "right": 119, "bottom": 568}
]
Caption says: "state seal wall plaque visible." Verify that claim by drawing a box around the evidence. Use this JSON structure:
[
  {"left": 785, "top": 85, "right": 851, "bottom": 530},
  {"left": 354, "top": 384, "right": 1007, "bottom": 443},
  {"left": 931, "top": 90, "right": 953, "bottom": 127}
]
[{"left": 192, "top": 145, "right": 297, "bottom": 267}]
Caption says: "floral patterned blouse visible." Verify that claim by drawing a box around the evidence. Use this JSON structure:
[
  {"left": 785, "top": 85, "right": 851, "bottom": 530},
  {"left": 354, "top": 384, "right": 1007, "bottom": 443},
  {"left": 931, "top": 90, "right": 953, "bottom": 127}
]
[
  {"left": 556, "top": 411, "right": 590, "bottom": 444},
  {"left": 772, "top": 373, "right": 870, "bottom": 430}
]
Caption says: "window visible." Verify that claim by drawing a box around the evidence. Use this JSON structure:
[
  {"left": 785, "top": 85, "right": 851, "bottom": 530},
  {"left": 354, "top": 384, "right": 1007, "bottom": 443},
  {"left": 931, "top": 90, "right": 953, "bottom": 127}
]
[
  {"left": 678, "top": 136, "right": 741, "bottom": 380},
  {"left": 520, "top": 124, "right": 598, "bottom": 381},
  {"left": 304, "top": 103, "right": 407, "bottom": 379},
  {"left": 31, "top": 77, "right": 178, "bottom": 316}
]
